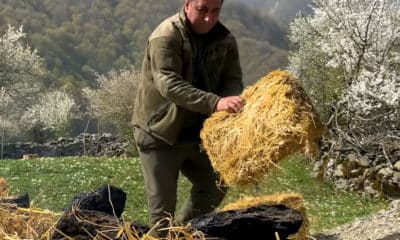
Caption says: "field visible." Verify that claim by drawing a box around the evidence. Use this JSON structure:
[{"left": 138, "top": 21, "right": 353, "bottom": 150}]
[{"left": 0, "top": 156, "right": 388, "bottom": 234}]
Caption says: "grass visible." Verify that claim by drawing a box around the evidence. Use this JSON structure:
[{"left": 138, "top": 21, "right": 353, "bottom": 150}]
[
  {"left": 223, "top": 156, "right": 389, "bottom": 233},
  {"left": 0, "top": 156, "right": 389, "bottom": 234},
  {"left": 0, "top": 157, "right": 149, "bottom": 222}
]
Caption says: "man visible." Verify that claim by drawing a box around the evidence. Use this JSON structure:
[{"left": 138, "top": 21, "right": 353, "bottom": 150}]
[{"left": 132, "top": 0, "right": 244, "bottom": 237}]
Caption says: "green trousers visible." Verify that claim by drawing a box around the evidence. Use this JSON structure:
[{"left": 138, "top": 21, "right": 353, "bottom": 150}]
[{"left": 134, "top": 128, "right": 227, "bottom": 238}]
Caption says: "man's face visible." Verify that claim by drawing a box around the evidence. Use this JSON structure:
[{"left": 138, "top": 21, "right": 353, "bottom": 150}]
[{"left": 184, "top": 0, "right": 223, "bottom": 34}]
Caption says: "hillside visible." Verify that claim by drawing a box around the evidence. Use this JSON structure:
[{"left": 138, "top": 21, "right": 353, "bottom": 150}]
[
  {"left": 233, "top": 0, "right": 313, "bottom": 29},
  {"left": 0, "top": 0, "right": 288, "bottom": 89}
]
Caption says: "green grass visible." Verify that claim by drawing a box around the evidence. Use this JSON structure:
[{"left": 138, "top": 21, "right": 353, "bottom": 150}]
[
  {"left": 222, "top": 157, "right": 389, "bottom": 233},
  {"left": 0, "top": 156, "right": 388, "bottom": 234}
]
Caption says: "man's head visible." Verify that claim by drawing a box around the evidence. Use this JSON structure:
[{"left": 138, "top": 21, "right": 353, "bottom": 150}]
[{"left": 184, "top": 0, "right": 223, "bottom": 34}]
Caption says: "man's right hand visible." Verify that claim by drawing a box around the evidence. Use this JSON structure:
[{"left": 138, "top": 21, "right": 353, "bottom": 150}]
[{"left": 215, "top": 96, "right": 244, "bottom": 113}]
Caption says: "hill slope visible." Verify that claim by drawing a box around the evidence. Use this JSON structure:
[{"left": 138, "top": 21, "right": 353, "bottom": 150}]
[
  {"left": 233, "top": 0, "right": 313, "bottom": 29},
  {"left": 0, "top": 0, "right": 288, "bottom": 88}
]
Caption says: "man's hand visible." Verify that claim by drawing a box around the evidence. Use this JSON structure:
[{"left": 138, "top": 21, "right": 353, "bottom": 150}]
[{"left": 215, "top": 96, "right": 244, "bottom": 113}]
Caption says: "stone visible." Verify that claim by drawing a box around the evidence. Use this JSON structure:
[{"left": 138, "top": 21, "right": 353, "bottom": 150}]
[
  {"left": 381, "top": 179, "right": 400, "bottom": 199},
  {"left": 350, "top": 168, "right": 362, "bottom": 177},
  {"left": 335, "top": 179, "right": 350, "bottom": 190},
  {"left": 313, "top": 160, "right": 325, "bottom": 172},
  {"left": 363, "top": 168, "right": 373, "bottom": 178},
  {"left": 347, "top": 153, "right": 358, "bottom": 162},
  {"left": 356, "top": 158, "right": 370, "bottom": 168},
  {"left": 394, "top": 161, "right": 400, "bottom": 171},
  {"left": 349, "top": 177, "right": 363, "bottom": 190},
  {"left": 393, "top": 172, "right": 400, "bottom": 182},
  {"left": 324, "top": 158, "right": 336, "bottom": 179},
  {"left": 334, "top": 169, "right": 345, "bottom": 178},
  {"left": 311, "top": 160, "right": 325, "bottom": 179},
  {"left": 364, "top": 185, "right": 379, "bottom": 197},
  {"left": 378, "top": 168, "right": 394, "bottom": 178},
  {"left": 326, "top": 158, "right": 336, "bottom": 169}
]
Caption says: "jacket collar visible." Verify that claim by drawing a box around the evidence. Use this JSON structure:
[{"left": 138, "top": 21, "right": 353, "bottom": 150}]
[{"left": 178, "top": 7, "right": 230, "bottom": 40}]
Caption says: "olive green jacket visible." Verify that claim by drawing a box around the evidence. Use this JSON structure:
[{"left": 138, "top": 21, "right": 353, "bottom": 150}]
[{"left": 132, "top": 9, "right": 243, "bottom": 145}]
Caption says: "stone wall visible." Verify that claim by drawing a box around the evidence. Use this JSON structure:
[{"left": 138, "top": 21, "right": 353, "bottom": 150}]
[
  {"left": 313, "top": 139, "right": 400, "bottom": 199},
  {"left": 1, "top": 133, "right": 132, "bottom": 159},
  {"left": 3, "top": 132, "right": 399, "bottom": 199}
]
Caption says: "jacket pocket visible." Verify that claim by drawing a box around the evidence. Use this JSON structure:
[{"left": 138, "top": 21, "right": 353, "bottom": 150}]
[
  {"left": 148, "top": 103, "right": 170, "bottom": 126},
  {"left": 148, "top": 103, "right": 183, "bottom": 145},
  {"left": 133, "top": 127, "right": 168, "bottom": 151}
]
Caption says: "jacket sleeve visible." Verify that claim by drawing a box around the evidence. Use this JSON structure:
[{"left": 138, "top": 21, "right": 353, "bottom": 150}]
[
  {"left": 149, "top": 36, "right": 220, "bottom": 115},
  {"left": 219, "top": 35, "right": 244, "bottom": 97}
]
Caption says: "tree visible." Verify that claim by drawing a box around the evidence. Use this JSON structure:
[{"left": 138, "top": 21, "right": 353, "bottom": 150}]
[
  {"left": 0, "top": 25, "right": 46, "bottom": 144},
  {"left": 288, "top": 0, "right": 400, "bottom": 152},
  {"left": 21, "top": 90, "right": 80, "bottom": 140},
  {"left": 0, "top": 25, "right": 79, "bottom": 145},
  {"left": 82, "top": 67, "right": 138, "bottom": 138}
]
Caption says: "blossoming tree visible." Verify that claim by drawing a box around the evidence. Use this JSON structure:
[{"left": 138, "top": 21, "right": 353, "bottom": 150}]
[
  {"left": 0, "top": 26, "right": 78, "bottom": 147},
  {"left": 289, "top": 0, "right": 400, "bottom": 148},
  {"left": 82, "top": 67, "right": 138, "bottom": 138}
]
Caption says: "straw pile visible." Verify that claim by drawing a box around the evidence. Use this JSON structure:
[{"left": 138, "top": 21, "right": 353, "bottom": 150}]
[
  {"left": 143, "top": 222, "right": 206, "bottom": 240},
  {"left": 0, "top": 204, "right": 58, "bottom": 239},
  {"left": 222, "top": 192, "right": 309, "bottom": 240},
  {"left": 0, "top": 177, "right": 58, "bottom": 239},
  {"left": 200, "top": 70, "right": 325, "bottom": 186},
  {"left": 0, "top": 177, "right": 9, "bottom": 197}
]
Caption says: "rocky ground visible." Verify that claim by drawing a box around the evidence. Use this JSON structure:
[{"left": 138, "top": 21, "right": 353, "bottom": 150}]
[{"left": 313, "top": 200, "right": 400, "bottom": 240}]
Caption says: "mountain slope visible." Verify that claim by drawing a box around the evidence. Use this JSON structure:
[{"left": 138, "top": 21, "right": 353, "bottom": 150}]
[
  {"left": 233, "top": 0, "right": 313, "bottom": 29},
  {"left": 0, "top": 0, "right": 288, "bottom": 89}
]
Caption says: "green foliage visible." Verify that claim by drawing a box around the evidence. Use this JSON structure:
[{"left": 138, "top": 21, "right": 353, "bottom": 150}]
[
  {"left": 288, "top": 16, "right": 347, "bottom": 121},
  {"left": 1, "top": 156, "right": 388, "bottom": 233},
  {"left": 288, "top": 47, "right": 346, "bottom": 120}
]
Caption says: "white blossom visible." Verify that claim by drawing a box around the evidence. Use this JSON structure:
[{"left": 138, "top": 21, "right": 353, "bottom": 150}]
[
  {"left": 0, "top": 25, "right": 46, "bottom": 140},
  {"left": 289, "top": 0, "right": 400, "bottom": 128},
  {"left": 83, "top": 67, "right": 138, "bottom": 136},
  {"left": 22, "top": 90, "right": 79, "bottom": 134}
]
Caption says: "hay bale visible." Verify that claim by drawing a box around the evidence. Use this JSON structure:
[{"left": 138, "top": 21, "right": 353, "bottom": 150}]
[
  {"left": 200, "top": 70, "right": 325, "bottom": 186},
  {"left": 0, "top": 204, "right": 58, "bottom": 239},
  {"left": 222, "top": 192, "right": 309, "bottom": 240},
  {"left": 0, "top": 177, "right": 9, "bottom": 198}
]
